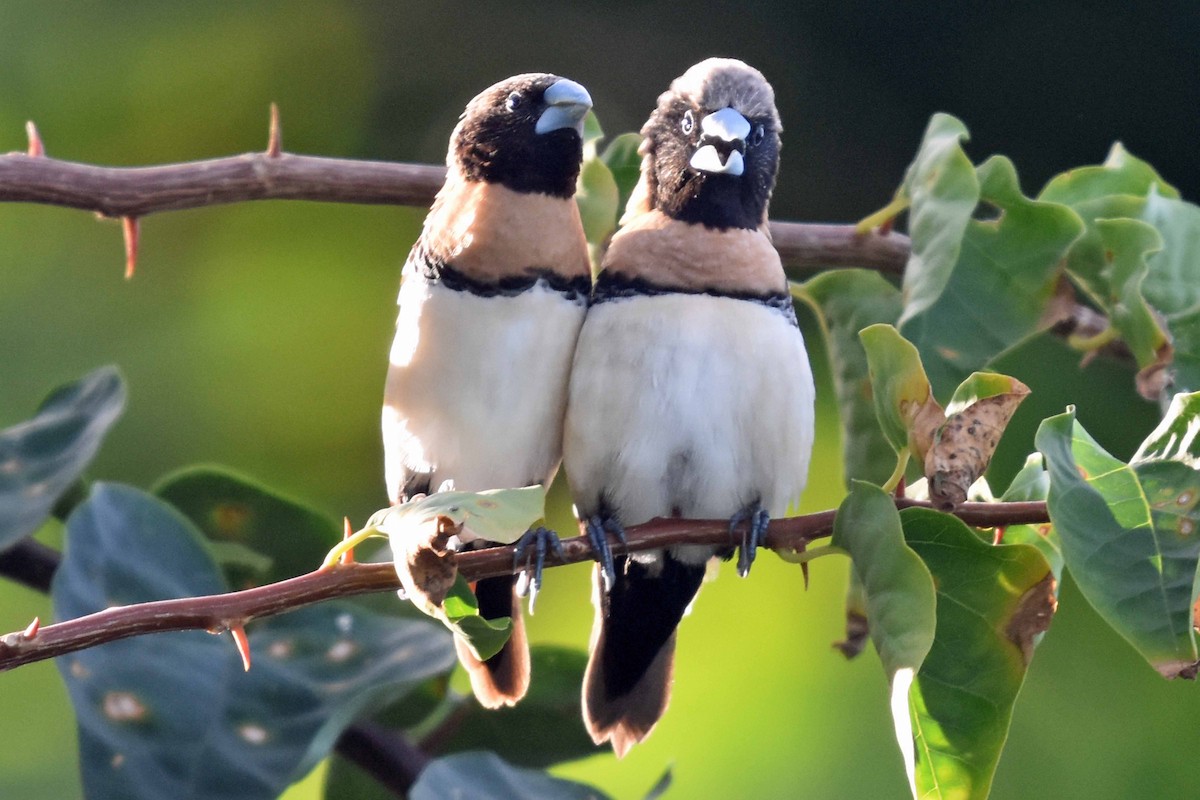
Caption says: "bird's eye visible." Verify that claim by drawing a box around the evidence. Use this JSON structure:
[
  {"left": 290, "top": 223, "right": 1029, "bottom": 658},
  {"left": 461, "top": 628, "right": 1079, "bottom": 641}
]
[
  {"left": 505, "top": 92, "right": 523, "bottom": 112},
  {"left": 681, "top": 110, "right": 695, "bottom": 135},
  {"left": 749, "top": 124, "right": 765, "bottom": 147}
]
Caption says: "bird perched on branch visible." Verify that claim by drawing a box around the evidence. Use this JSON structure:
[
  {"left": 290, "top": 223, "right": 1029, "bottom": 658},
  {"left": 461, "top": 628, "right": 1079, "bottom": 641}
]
[
  {"left": 383, "top": 73, "right": 592, "bottom": 708},
  {"left": 563, "top": 58, "right": 815, "bottom": 755}
]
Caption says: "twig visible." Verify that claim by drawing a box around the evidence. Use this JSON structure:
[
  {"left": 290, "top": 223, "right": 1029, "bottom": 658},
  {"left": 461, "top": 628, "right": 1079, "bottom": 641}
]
[
  {"left": 336, "top": 721, "right": 430, "bottom": 797},
  {"left": 0, "top": 538, "right": 60, "bottom": 593},
  {"left": 0, "top": 499, "right": 1046, "bottom": 672},
  {"left": 0, "top": 147, "right": 909, "bottom": 274}
]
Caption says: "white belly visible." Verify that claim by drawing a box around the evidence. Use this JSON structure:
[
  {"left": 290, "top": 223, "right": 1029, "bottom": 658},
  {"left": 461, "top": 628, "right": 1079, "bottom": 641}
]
[
  {"left": 563, "top": 293, "right": 815, "bottom": 555},
  {"left": 383, "top": 278, "right": 586, "bottom": 501}
]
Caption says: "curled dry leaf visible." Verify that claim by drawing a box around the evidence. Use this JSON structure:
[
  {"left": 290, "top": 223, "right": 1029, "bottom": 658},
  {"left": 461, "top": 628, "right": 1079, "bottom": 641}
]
[
  {"left": 394, "top": 517, "right": 461, "bottom": 613},
  {"left": 925, "top": 378, "right": 1031, "bottom": 510}
]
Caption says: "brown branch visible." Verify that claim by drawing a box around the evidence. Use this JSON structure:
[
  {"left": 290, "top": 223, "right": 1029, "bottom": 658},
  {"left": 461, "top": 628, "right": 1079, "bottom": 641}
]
[
  {"left": 336, "top": 721, "right": 429, "bottom": 797},
  {"left": 0, "top": 146, "right": 909, "bottom": 274},
  {"left": 0, "top": 499, "right": 1046, "bottom": 672},
  {"left": 0, "top": 151, "right": 447, "bottom": 216}
]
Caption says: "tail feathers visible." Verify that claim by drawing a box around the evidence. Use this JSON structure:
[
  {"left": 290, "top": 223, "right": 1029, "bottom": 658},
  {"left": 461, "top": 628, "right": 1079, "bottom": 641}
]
[
  {"left": 583, "top": 555, "right": 706, "bottom": 756},
  {"left": 456, "top": 575, "right": 530, "bottom": 708}
]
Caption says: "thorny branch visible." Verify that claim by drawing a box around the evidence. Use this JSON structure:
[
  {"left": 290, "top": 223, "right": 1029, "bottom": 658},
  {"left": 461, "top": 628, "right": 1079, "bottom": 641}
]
[
  {"left": 1, "top": 121, "right": 909, "bottom": 274},
  {"left": 0, "top": 499, "right": 1048, "bottom": 672}
]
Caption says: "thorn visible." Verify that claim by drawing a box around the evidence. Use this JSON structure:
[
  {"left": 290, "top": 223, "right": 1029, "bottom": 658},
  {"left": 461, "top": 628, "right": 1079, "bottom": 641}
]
[
  {"left": 340, "top": 517, "right": 356, "bottom": 565},
  {"left": 22, "top": 617, "right": 40, "bottom": 640},
  {"left": 25, "top": 121, "right": 44, "bottom": 157},
  {"left": 230, "top": 623, "right": 252, "bottom": 671},
  {"left": 878, "top": 216, "right": 894, "bottom": 236},
  {"left": 992, "top": 526, "right": 1006, "bottom": 546},
  {"left": 801, "top": 561, "right": 810, "bottom": 591},
  {"left": 122, "top": 217, "right": 139, "bottom": 279},
  {"left": 266, "top": 103, "right": 282, "bottom": 158}
]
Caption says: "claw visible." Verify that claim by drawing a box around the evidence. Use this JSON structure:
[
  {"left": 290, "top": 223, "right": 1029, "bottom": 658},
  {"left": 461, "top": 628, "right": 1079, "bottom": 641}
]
[
  {"left": 586, "top": 515, "right": 621, "bottom": 592},
  {"left": 731, "top": 504, "right": 770, "bottom": 577},
  {"left": 512, "top": 526, "right": 564, "bottom": 614}
]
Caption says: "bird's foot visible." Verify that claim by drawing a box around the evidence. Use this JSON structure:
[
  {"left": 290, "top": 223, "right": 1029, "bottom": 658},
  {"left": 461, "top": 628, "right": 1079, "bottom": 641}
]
[
  {"left": 512, "top": 526, "right": 566, "bottom": 614},
  {"left": 730, "top": 503, "right": 770, "bottom": 577},
  {"left": 585, "top": 515, "right": 627, "bottom": 592}
]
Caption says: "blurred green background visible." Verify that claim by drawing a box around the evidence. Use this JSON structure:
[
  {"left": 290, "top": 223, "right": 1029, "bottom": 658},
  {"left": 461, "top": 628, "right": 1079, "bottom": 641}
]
[{"left": 3, "top": 1, "right": 1200, "bottom": 798}]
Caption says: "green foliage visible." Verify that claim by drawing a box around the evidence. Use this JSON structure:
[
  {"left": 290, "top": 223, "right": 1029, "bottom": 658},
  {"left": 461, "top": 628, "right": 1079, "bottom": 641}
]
[
  {"left": 832, "top": 482, "right": 936, "bottom": 680},
  {"left": 902, "top": 509, "right": 1054, "bottom": 800},
  {"left": 900, "top": 156, "right": 1083, "bottom": 395},
  {"left": 1037, "top": 399, "right": 1200, "bottom": 677},
  {"left": 411, "top": 752, "right": 609, "bottom": 800},
  {"left": 53, "top": 483, "right": 457, "bottom": 800},
  {"left": 794, "top": 270, "right": 902, "bottom": 485},
  {"left": 0, "top": 367, "right": 125, "bottom": 550},
  {"left": 8, "top": 91, "right": 1200, "bottom": 800},
  {"left": 154, "top": 466, "right": 339, "bottom": 587}
]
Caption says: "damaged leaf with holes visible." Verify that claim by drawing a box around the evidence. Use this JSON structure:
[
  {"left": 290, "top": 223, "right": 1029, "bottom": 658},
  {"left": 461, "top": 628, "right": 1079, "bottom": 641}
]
[
  {"left": 899, "top": 154, "right": 1084, "bottom": 396},
  {"left": 1037, "top": 395, "right": 1200, "bottom": 678},
  {"left": 53, "top": 483, "right": 455, "bottom": 800}
]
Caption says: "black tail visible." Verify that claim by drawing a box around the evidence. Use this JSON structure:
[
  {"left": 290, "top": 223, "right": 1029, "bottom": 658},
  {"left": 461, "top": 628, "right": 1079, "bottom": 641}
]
[
  {"left": 583, "top": 553, "right": 706, "bottom": 756},
  {"left": 455, "top": 575, "right": 530, "bottom": 708}
]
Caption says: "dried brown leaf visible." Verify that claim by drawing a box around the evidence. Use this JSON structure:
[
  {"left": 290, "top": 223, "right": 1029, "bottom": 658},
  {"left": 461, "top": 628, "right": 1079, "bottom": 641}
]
[{"left": 925, "top": 381, "right": 1030, "bottom": 509}]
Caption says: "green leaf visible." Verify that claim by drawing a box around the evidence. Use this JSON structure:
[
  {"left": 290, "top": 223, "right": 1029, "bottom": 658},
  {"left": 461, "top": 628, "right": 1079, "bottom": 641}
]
[
  {"left": 154, "top": 466, "right": 339, "bottom": 588},
  {"left": 370, "top": 485, "right": 546, "bottom": 547},
  {"left": 998, "top": 454, "right": 1063, "bottom": 583},
  {"left": 1036, "top": 405, "right": 1200, "bottom": 677},
  {"left": 1038, "top": 143, "right": 1179, "bottom": 207},
  {"left": 411, "top": 752, "right": 610, "bottom": 800},
  {"left": 832, "top": 482, "right": 937, "bottom": 678},
  {"left": 600, "top": 132, "right": 643, "bottom": 221},
  {"left": 794, "top": 270, "right": 902, "bottom": 485},
  {"left": 893, "top": 113, "right": 981, "bottom": 327},
  {"left": 441, "top": 574, "right": 513, "bottom": 661},
  {"left": 902, "top": 508, "right": 1055, "bottom": 799},
  {"left": 1136, "top": 187, "right": 1200, "bottom": 319},
  {"left": 832, "top": 482, "right": 936, "bottom": 797},
  {"left": 1037, "top": 146, "right": 1200, "bottom": 392},
  {"left": 859, "top": 324, "right": 943, "bottom": 481},
  {"left": 437, "top": 645, "right": 596, "bottom": 768},
  {"left": 1090, "top": 218, "right": 1168, "bottom": 368},
  {"left": 0, "top": 367, "right": 125, "bottom": 550},
  {"left": 900, "top": 156, "right": 1084, "bottom": 396},
  {"left": 53, "top": 483, "right": 456, "bottom": 800},
  {"left": 575, "top": 111, "right": 620, "bottom": 275}
]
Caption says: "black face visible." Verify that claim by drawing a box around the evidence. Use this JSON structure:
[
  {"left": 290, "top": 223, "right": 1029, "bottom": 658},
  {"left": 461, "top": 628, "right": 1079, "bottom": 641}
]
[
  {"left": 643, "top": 97, "right": 780, "bottom": 230},
  {"left": 453, "top": 74, "right": 585, "bottom": 198}
]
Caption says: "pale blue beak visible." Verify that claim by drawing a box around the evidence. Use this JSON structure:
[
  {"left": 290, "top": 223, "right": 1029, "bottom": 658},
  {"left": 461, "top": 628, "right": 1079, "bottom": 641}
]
[{"left": 535, "top": 79, "right": 593, "bottom": 136}]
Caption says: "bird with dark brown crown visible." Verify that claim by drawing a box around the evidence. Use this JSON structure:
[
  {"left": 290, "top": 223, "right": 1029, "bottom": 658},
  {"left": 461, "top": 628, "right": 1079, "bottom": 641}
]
[
  {"left": 563, "top": 58, "right": 815, "bottom": 755},
  {"left": 383, "top": 73, "right": 592, "bottom": 708}
]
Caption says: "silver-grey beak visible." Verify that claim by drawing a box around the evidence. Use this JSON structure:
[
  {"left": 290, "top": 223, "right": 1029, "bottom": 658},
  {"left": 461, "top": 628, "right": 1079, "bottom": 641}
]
[
  {"left": 689, "top": 106, "right": 750, "bottom": 176},
  {"left": 535, "top": 78, "right": 593, "bottom": 136}
]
